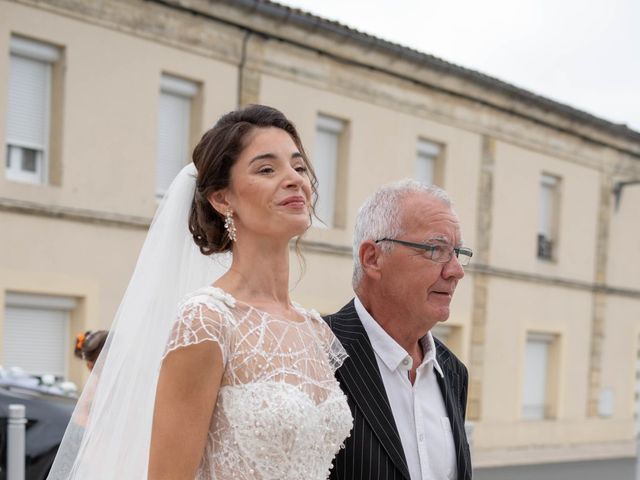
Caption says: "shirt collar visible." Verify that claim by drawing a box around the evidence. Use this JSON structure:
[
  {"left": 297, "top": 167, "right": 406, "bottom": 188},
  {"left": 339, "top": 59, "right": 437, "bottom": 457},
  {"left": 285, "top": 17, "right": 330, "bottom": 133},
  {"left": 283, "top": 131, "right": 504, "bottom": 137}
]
[
  {"left": 420, "top": 328, "right": 444, "bottom": 377},
  {"left": 354, "top": 296, "right": 443, "bottom": 377}
]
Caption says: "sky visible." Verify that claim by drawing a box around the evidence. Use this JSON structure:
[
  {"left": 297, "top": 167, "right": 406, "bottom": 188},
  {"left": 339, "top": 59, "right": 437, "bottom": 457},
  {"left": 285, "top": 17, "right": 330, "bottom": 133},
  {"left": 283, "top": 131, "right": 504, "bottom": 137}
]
[{"left": 276, "top": 0, "right": 640, "bottom": 132}]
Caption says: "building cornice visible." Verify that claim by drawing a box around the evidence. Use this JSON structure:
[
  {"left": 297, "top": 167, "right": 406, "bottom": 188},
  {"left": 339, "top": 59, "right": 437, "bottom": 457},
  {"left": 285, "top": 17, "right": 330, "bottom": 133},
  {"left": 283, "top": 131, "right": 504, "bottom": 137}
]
[
  {"left": 149, "top": 0, "right": 640, "bottom": 156},
  {"left": 13, "top": 0, "right": 640, "bottom": 157},
  {"left": 469, "top": 263, "right": 640, "bottom": 299}
]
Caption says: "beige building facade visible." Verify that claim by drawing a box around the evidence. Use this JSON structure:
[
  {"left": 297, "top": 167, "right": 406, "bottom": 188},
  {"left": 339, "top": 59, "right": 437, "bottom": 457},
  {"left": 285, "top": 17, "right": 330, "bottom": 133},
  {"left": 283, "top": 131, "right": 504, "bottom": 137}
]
[{"left": 1, "top": 0, "right": 640, "bottom": 475}]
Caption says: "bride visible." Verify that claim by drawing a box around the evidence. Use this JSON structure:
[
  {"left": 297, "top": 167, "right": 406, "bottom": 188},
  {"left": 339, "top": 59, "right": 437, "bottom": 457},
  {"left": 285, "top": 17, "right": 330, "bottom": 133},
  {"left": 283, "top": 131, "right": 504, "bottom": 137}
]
[{"left": 48, "top": 105, "right": 352, "bottom": 480}]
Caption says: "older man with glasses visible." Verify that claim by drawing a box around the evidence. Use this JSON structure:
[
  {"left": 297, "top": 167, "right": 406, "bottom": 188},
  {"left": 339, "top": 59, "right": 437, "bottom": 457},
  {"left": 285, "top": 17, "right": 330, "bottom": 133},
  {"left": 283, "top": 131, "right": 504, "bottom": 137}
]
[{"left": 326, "top": 179, "right": 473, "bottom": 480}]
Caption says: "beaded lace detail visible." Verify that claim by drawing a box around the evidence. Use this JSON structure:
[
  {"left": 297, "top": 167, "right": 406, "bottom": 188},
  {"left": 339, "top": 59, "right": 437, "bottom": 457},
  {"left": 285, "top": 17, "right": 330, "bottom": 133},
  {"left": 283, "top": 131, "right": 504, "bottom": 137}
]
[{"left": 165, "top": 286, "right": 353, "bottom": 480}]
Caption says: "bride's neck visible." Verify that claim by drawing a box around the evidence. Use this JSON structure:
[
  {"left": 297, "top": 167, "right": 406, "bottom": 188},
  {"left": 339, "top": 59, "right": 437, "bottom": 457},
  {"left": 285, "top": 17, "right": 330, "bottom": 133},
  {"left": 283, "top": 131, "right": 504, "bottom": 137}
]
[{"left": 216, "top": 239, "right": 292, "bottom": 306}]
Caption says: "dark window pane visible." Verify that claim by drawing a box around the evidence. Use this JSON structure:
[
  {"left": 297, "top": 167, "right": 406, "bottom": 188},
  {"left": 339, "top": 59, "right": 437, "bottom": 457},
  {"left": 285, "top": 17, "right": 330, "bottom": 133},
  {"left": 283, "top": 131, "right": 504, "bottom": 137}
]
[
  {"left": 21, "top": 148, "right": 38, "bottom": 172},
  {"left": 537, "top": 234, "right": 553, "bottom": 260}
]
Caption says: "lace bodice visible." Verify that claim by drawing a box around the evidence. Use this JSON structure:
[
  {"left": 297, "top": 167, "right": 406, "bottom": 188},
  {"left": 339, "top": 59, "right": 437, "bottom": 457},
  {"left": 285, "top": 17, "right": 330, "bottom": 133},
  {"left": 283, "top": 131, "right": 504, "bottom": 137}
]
[{"left": 164, "top": 287, "right": 353, "bottom": 480}]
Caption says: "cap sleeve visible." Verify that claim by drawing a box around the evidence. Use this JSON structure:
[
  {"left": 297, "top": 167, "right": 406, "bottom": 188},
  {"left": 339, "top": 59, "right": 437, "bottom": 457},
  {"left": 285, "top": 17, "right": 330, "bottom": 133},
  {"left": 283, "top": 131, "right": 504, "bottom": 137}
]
[
  {"left": 304, "top": 307, "right": 348, "bottom": 372},
  {"left": 164, "top": 293, "right": 235, "bottom": 365}
]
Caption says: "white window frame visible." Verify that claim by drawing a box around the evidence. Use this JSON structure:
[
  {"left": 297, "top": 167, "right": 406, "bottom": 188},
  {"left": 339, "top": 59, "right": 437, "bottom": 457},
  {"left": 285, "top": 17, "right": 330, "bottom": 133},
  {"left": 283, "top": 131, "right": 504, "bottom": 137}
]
[
  {"left": 313, "top": 114, "right": 345, "bottom": 228},
  {"left": 156, "top": 73, "right": 199, "bottom": 198},
  {"left": 6, "top": 36, "right": 60, "bottom": 185},
  {"left": 6, "top": 144, "right": 44, "bottom": 183},
  {"left": 416, "top": 138, "right": 441, "bottom": 186},
  {"left": 4, "top": 292, "right": 77, "bottom": 378}
]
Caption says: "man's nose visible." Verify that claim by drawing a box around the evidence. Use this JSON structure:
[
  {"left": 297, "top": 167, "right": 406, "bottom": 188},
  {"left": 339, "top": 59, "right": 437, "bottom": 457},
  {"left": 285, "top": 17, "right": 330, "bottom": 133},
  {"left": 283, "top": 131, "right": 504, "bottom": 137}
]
[{"left": 442, "top": 253, "right": 465, "bottom": 280}]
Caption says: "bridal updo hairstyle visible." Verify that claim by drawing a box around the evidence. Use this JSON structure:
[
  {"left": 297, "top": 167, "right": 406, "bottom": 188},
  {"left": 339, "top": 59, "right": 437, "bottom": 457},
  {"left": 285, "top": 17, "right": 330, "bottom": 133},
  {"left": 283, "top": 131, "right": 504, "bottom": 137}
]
[
  {"left": 74, "top": 329, "right": 108, "bottom": 369},
  {"left": 189, "top": 105, "right": 317, "bottom": 255}
]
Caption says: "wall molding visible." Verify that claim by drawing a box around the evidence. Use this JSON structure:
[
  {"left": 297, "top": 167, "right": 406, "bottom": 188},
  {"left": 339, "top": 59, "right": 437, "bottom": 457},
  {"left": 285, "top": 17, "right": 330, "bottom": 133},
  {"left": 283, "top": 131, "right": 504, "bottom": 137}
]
[
  {"left": 3, "top": 197, "right": 638, "bottom": 298},
  {"left": 0, "top": 197, "right": 150, "bottom": 229}
]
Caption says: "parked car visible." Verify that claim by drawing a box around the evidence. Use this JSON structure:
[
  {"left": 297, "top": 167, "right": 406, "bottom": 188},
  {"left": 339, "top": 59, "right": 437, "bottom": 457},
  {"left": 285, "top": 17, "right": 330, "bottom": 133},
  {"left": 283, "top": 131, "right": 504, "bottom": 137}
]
[{"left": 0, "top": 369, "right": 76, "bottom": 480}]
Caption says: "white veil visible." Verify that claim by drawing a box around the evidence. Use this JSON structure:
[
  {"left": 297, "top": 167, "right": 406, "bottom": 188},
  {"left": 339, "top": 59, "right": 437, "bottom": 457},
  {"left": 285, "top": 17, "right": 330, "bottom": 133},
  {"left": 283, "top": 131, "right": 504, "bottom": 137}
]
[{"left": 48, "top": 163, "right": 230, "bottom": 479}]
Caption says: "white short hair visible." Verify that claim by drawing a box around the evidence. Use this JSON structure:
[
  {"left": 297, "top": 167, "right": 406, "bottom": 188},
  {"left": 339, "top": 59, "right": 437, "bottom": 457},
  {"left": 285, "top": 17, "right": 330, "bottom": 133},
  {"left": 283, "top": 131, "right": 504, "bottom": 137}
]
[{"left": 351, "top": 179, "right": 452, "bottom": 288}]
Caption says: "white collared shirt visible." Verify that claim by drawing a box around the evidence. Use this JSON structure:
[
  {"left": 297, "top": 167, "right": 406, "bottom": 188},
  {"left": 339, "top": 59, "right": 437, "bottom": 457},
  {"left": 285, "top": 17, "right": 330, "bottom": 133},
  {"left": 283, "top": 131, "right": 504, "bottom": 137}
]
[{"left": 355, "top": 296, "right": 457, "bottom": 480}]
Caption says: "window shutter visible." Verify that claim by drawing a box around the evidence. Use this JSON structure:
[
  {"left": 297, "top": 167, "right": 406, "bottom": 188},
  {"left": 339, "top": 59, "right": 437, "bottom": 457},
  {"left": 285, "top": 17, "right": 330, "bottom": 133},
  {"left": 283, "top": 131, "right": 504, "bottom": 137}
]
[
  {"left": 155, "top": 74, "right": 197, "bottom": 198},
  {"left": 538, "top": 175, "right": 557, "bottom": 237},
  {"left": 6, "top": 54, "right": 50, "bottom": 150},
  {"left": 4, "top": 293, "right": 74, "bottom": 377},
  {"left": 156, "top": 92, "right": 191, "bottom": 196},
  {"left": 416, "top": 139, "right": 440, "bottom": 186},
  {"left": 314, "top": 115, "right": 344, "bottom": 227},
  {"left": 522, "top": 334, "right": 551, "bottom": 419}
]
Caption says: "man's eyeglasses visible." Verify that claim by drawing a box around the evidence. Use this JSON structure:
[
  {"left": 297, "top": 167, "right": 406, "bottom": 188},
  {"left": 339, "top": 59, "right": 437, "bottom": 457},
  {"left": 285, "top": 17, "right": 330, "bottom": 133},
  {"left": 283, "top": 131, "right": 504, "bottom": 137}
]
[{"left": 375, "top": 238, "right": 473, "bottom": 266}]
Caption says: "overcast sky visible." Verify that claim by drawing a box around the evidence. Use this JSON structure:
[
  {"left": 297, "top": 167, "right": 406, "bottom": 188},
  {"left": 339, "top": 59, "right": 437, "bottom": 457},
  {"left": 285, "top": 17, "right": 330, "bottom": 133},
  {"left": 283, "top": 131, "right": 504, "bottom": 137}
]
[{"left": 277, "top": 0, "right": 640, "bottom": 131}]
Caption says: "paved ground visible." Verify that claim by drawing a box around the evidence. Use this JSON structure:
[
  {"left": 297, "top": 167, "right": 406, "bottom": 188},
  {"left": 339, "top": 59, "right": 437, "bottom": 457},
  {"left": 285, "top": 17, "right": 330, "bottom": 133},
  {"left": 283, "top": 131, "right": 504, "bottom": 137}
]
[{"left": 474, "top": 457, "right": 636, "bottom": 480}]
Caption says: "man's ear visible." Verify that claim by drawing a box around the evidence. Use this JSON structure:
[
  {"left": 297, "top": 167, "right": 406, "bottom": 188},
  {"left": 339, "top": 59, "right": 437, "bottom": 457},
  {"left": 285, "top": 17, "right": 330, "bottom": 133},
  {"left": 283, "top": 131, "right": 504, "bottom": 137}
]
[
  {"left": 207, "top": 189, "right": 231, "bottom": 216},
  {"left": 359, "top": 240, "right": 383, "bottom": 281}
]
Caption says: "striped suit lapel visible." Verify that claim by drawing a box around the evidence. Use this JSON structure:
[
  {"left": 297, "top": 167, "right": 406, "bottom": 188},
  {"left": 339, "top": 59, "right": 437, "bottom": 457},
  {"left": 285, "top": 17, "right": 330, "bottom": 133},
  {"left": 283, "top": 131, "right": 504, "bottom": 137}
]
[
  {"left": 329, "top": 300, "right": 411, "bottom": 480},
  {"left": 435, "top": 341, "right": 472, "bottom": 480}
]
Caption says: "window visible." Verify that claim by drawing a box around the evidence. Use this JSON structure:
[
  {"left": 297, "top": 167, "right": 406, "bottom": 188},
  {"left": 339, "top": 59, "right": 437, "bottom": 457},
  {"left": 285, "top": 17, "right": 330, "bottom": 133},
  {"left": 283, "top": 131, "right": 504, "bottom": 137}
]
[
  {"left": 415, "top": 138, "right": 442, "bottom": 186},
  {"left": 156, "top": 74, "right": 199, "bottom": 198},
  {"left": 431, "top": 323, "right": 462, "bottom": 356},
  {"left": 538, "top": 173, "right": 561, "bottom": 260},
  {"left": 313, "top": 114, "right": 346, "bottom": 228},
  {"left": 431, "top": 323, "right": 452, "bottom": 344},
  {"left": 522, "top": 332, "right": 557, "bottom": 420},
  {"left": 4, "top": 293, "right": 76, "bottom": 377},
  {"left": 5, "top": 36, "right": 60, "bottom": 184},
  {"left": 598, "top": 388, "right": 614, "bottom": 418}
]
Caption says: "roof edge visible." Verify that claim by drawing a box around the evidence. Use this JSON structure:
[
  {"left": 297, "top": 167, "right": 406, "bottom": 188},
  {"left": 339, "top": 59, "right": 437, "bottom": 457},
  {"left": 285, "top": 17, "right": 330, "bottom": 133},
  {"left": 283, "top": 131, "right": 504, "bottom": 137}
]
[{"left": 233, "top": 0, "right": 640, "bottom": 143}]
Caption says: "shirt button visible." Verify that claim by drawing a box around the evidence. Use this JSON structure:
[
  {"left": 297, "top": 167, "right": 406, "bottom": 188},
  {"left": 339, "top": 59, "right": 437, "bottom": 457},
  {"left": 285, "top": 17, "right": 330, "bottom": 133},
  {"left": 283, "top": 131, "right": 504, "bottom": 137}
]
[
  {"left": 402, "top": 358, "right": 410, "bottom": 366},
  {"left": 419, "top": 434, "right": 424, "bottom": 442}
]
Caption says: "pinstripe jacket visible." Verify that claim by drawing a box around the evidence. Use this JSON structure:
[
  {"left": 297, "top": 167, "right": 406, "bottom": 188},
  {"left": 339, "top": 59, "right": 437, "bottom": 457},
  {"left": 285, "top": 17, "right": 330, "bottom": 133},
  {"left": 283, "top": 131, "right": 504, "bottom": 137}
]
[{"left": 325, "top": 300, "right": 472, "bottom": 480}]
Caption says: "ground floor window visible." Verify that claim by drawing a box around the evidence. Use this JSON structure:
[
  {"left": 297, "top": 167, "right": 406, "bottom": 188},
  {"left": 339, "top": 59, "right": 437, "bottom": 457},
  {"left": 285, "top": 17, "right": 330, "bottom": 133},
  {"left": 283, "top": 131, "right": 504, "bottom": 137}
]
[{"left": 4, "top": 292, "right": 76, "bottom": 377}]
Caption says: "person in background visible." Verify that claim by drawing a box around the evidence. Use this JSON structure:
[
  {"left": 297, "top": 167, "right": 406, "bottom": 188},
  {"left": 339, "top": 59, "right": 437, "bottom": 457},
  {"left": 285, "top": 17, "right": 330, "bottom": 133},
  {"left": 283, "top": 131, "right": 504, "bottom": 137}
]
[{"left": 73, "top": 330, "right": 108, "bottom": 371}]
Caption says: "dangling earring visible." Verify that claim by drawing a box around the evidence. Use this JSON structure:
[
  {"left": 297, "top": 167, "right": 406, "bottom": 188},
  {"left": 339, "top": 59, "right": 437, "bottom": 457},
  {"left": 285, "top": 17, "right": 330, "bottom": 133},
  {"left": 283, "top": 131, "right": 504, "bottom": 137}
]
[{"left": 224, "top": 210, "right": 237, "bottom": 242}]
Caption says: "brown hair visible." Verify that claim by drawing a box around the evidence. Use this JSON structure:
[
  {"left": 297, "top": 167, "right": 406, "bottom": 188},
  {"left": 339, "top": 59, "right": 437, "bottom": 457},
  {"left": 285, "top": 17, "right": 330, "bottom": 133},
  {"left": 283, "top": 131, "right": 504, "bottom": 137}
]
[
  {"left": 189, "top": 104, "right": 317, "bottom": 255},
  {"left": 77, "top": 330, "right": 108, "bottom": 363}
]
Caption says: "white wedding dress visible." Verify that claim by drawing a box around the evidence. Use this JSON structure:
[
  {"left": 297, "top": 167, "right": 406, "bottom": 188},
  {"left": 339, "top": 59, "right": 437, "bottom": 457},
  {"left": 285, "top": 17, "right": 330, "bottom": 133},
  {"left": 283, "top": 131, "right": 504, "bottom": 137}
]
[{"left": 165, "top": 286, "right": 353, "bottom": 480}]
